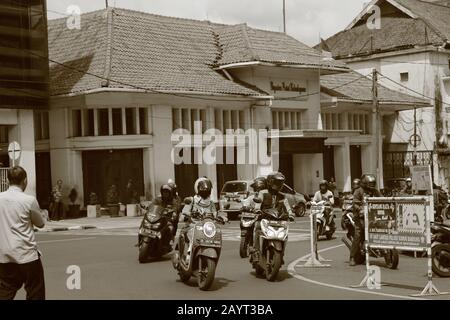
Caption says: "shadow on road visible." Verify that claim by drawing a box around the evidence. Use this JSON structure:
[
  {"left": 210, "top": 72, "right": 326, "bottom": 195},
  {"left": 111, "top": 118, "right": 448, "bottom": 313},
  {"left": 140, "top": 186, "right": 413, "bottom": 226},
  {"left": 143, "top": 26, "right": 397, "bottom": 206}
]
[
  {"left": 139, "top": 255, "right": 172, "bottom": 264},
  {"left": 248, "top": 270, "right": 293, "bottom": 282},
  {"left": 175, "top": 277, "right": 236, "bottom": 291}
]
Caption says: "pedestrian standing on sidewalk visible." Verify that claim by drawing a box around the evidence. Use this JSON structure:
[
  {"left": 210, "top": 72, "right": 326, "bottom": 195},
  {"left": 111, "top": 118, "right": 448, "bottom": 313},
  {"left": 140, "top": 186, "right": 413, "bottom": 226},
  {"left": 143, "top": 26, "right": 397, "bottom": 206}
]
[
  {"left": 51, "top": 179, "right": 65, "bottom": 221},
  {"left": 0, "top": 166, "right": 47, "bottom": 300}
]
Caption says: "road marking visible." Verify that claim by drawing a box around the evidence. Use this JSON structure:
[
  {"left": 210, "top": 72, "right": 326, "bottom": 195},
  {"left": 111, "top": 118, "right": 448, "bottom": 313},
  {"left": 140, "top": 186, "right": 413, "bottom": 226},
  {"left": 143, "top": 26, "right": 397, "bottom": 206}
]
[
  {"left": 287, "top": 244, "right": 426, "bottom": 300},
  {"left": 38, "top": 237, "right": 97, "bottom": 244}
]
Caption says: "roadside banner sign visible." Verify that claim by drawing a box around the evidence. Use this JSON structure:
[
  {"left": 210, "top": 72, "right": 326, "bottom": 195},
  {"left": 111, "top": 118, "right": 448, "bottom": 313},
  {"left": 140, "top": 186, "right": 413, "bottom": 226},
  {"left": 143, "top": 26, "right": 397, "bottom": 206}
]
[
  {"left": 367, "top": 198, "right": 427, "bottom": 250},
  {"left": 410, "top": 165, "right": 433, "bottom": 195},
  {"left": 355, "top": 196, "right": 448, "bottom": 296}
]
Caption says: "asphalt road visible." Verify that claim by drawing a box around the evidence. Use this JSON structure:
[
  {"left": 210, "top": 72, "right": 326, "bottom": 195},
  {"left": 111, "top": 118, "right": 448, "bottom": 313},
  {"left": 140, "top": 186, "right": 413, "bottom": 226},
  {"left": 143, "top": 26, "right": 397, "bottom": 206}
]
[{"left": 14, "top": 215, "right": 450, "bottom": 300}]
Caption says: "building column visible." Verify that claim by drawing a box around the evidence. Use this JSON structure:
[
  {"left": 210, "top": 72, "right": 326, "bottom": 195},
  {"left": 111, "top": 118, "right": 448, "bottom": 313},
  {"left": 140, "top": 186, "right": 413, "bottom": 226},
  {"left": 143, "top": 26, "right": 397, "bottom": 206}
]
[
  {"left": 151, "top": 105, "right": 175, "bottom": 192},
  {"left": 8, "top": 110, "right": 37, "bottom": 196},
  {"left": 342, "top": 138, "right": 352, "bottom": 193},
  {"left": 143, "top": 147, "right": 156, "bottom": 200}
]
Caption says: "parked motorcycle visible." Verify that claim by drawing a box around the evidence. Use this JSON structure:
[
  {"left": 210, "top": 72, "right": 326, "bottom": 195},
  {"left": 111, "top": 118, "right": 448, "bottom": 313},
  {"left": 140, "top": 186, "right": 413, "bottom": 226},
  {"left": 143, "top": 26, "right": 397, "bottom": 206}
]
[
  {"left": 341, "top": 211, "right": 399, "bottom": 269},
  {"left": 138, "top": 202, "right": 177, "bottom": 263},
  {"left": 250, "top": 201, "right": 291, "bottom": 282},
  {"left": 431, "top": 221, "right": 450, "bottom": 277},
  {"left": 311, "top": 200, "right": 336, "bottom": 240},
  {"left": 239, "top": 206, "right": 259, "bottom": 258},
  {"left": 172, "top": 199, "right": 226, "bottom": 291}
]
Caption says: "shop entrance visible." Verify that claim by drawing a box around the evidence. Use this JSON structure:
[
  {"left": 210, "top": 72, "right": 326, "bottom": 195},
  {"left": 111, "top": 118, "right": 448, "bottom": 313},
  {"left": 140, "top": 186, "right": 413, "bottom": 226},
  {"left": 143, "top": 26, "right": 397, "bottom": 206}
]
[{"left": 82, "top": 149, "right": 144, "bottom": 206}]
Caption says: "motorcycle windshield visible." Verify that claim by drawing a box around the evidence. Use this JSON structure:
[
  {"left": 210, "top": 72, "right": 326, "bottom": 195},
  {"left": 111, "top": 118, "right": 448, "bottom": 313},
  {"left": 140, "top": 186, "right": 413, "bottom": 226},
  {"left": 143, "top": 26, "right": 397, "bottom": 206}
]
[{"left": 146, "top": 205, "right": 164, "bottom": 223}]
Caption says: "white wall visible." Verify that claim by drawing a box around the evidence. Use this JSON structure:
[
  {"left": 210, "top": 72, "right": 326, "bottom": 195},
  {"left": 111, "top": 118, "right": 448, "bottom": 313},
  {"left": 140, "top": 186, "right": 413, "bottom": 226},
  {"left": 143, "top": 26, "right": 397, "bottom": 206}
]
[
  {"left": 8, "top": 110, "right": 37, "bottom": 197},
  {"left": 293, "top": 153, "right": 324, "bottom": 195}
]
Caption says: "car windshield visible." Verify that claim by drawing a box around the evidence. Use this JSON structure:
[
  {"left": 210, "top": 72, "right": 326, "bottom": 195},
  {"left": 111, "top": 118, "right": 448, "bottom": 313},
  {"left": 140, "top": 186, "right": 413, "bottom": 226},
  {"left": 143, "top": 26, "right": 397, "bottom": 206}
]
[{"left": 222, "top": 182, "right": 247, "bottom": 193}]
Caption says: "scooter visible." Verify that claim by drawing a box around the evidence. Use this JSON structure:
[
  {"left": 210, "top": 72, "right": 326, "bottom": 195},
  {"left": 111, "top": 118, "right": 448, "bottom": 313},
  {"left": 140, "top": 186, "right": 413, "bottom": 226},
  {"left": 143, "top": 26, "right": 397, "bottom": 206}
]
[
  {"left": 431, "top": 221, "right": 450, "bottom": 277},
  {"left": 138, "top": 202, "right": 177, "bottom": 263},
  {"left": 341, "top": 211, "right": 399, "bottom": 269},
  {"left": 239, "top": 205, "right": 259, "bottom": 258},
  {"left": 310, "top": 200, "right": 336, "bottom": 240},
  {"left": 250, "top": 200, "right": 291, "bottom": 282},
  {"left": 172, "top": 198, "right": 226, "bottom": 291}
]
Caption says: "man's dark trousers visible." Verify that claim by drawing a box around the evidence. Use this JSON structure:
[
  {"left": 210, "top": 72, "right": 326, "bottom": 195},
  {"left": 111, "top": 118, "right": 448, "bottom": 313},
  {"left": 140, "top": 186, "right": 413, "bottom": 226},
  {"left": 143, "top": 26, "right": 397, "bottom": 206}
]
[{"left": 0, "top": 258, "right": 45, "bottom": 300}]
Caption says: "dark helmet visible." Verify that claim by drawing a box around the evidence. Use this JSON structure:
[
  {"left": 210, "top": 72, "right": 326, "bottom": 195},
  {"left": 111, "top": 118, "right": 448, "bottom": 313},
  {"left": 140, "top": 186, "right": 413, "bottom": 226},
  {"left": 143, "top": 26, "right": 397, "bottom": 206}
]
[
  {"left": 352, "top": 178, "right": 361, "bottom": 190},
  {"left": 197, "top": 178, "right": 212, "bottom": 199},
  {"left": 361, "top": 174, "right": 377, "bottom": 190},
  {"left": 167, "top": 179, "right": 178, "bottom": 197},
  {"left": 160, "top": 184, "right": 174, "bottom": 203},
  {"left": 267, "top": 172, "right": 285, "bottom": 194},
  {"left": 251, "top": 177, "right": 267, "bottom": 193}
]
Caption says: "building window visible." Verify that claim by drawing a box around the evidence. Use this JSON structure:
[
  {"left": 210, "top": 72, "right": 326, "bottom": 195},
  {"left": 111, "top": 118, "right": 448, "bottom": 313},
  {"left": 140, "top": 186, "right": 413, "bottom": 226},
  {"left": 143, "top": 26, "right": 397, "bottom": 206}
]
[
  {"left": 0, "top": 126, "right": 8, "bottom": 143},
  {"left": 112, "top": 108, "right": 123, "bottom": 135},
  {"left": 400, "top": 72, "right": 409, "bottom": 82},
  {"left": 125, "top": 108, "right": 136, "bottom": 135},
  {"left": 347, "top": 113, "right": 370, "bottom": 134},
  {"left": 214, "top": 109, "right": 245, "bottom": 132},
  {"left": 35, "top": 111, "right": 49, "bottom": 141},
  {"left": 85, "top": 109, "right": 94, "bottom": 136},
  {"left": 139, "top": 108, "right": 148, "bottom": 134},
  {"left": 98, "top": 108, "right": 109, "bottom": 136},
  {"left": 273, "top": 110, "right": 303, "bottom": 130},
  {"left": 72, "top": 110, "right": 82, "bottom": 137},
  {"left": 172, "top": 108, "right": 207, "bottom": 132}
]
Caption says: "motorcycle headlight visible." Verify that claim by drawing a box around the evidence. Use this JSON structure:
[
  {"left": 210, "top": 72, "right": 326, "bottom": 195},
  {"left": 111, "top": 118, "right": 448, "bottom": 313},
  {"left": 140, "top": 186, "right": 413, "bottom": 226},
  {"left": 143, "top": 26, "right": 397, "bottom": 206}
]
[
  {"left": 203, "top": 222, "right": 216, "bottom": 238},
  {"left": 277, "top": 230, "right": 287, "bottom": 240}
]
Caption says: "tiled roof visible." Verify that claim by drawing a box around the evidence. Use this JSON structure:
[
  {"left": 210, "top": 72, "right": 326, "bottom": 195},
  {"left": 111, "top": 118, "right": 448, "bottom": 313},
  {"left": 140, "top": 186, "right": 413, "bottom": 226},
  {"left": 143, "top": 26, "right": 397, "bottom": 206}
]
[
  {"left": 322, "top": 0, "right": 450, "bottom": 58},
  {"left": 214, "top": 24, "right": 346, "bottom": 69},
  {"left": 321, "top": 71, "right": 430, "bottom": 105},
  {"left": 48, "top": 8, "right": 347, "bottom": 97}
]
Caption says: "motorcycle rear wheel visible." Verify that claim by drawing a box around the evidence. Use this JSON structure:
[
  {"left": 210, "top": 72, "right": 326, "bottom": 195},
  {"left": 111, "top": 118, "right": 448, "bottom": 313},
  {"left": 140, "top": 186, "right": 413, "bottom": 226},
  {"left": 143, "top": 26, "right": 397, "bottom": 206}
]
[
  {"left": 295, "top": 203, "right": 306, "bottom": 217},
  {"left": 384, "top": 249, "right": 399, "bottom": 269},
  {"left": 432, "top": 244, "right": 450, "bottom": 277},
  {"left": 198, "top": 257, "right": 216, "bottom": 291},
  {"left": 266, "top": 248, "right": 282, "bottom": 282}
]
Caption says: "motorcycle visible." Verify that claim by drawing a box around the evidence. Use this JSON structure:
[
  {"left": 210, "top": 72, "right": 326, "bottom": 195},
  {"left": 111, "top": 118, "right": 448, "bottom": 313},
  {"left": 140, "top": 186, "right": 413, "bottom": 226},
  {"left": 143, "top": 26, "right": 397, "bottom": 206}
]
[
  {"left": 431, "top": 222, "right": 450, "bottom": 277},
  {"left": 239, "top": 208, "right": 259, "bottom": 258},
  {"left": 250, "top": 200, "right": 291, "bottom": 282},
  {"left": 341, "top": 211, "right": 399, "bottom": 269},
  {"left": 138, "top": 202, "right": 177, "bottom": 263},
  {"left": 172, "top": 198, "right": 226, "bottom": 291},
  {"left": 310, "top": 200, "right": 336, "bottom": 240}
]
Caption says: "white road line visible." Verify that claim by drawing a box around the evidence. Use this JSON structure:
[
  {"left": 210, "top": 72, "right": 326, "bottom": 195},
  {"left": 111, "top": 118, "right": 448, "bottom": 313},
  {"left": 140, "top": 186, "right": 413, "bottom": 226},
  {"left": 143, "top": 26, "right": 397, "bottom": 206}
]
[
  {"left": 287, "top": 244, "right": 426, "bottom": 300},
  {"left": 38, "top": 237, "right": 97, "bottom": 244}
]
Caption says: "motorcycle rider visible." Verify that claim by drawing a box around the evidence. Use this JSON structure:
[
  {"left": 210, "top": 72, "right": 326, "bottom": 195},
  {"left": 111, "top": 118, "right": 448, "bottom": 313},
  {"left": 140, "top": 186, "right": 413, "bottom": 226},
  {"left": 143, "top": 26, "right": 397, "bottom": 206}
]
[
  {"left": 243, "top": 176, "right": 267, "bottom": 211},
  {"left": 251, "top": 172, "right": 294, "bottom": 263},
  {"left": 350, "top": 174, "right": 382, "bottom": 266},
  {"left": 433, "top": 183, "right": 448, "bottom": 222},
  {"left": 401, "top": 178, "right": 413, "bottom": 196},
  {"left": 177, "top": 177, "right": 227, "bottom": 262},
  {"left": 352, "top": 178, "right": 361, "bottom": 193},
  {"left": 313, "top": 180, "right": 335, "bottom": 206},
  {"left": 153, "top": 184, "right": 180, "bottom": 248}
]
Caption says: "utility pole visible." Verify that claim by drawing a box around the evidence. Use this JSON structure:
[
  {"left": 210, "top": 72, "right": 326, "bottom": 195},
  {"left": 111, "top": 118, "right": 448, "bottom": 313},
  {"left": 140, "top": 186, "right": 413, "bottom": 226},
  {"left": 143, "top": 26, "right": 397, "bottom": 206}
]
[
  {"left": 413, "top": 106, "right": 418, "bottom": 165},
  {"left": 105, "top": 0, "right": 109, "bottom": 8},
  {"left": 372, "top": 68, "right": 381, "bottom": 187},
  {"left": 283, "top": 0, "right": 286, "bottom": 34}
]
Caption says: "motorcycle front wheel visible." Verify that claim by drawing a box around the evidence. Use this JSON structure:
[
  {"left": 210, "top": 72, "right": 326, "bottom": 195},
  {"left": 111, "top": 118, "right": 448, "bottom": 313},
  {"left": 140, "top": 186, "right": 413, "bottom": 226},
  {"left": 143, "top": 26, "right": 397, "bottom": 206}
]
[
  {"left": 138, "top": 241, "right": 149, "bottom": 263},
  {"left": 239, "top": 232, "right": 251, "bottom": 258},
  {"left": 265, "top": 248, "right": 282, "bottom": 282},
  {"left": 198, "top": 257, "right": 216, "bottom": 291},
  {"left": 384, "top": 249, "right": 399, "bottom": 269},
  {"left": 432, "top": 244, "right": 450, "bottom": 277}
]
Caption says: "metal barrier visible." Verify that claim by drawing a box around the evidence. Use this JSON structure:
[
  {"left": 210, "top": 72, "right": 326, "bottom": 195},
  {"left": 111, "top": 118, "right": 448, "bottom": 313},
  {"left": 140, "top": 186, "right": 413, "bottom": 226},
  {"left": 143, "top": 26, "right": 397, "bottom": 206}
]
[{"left": 0, "top": 168, "right": 8, "bottom": 192}]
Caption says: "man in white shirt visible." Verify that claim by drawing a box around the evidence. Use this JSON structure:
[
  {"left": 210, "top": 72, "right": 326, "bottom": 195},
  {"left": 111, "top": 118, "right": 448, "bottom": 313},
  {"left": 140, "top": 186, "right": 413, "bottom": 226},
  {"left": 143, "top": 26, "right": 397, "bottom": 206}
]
[{"left": 0, "top": 166, "right": 46, "bottom": 300}]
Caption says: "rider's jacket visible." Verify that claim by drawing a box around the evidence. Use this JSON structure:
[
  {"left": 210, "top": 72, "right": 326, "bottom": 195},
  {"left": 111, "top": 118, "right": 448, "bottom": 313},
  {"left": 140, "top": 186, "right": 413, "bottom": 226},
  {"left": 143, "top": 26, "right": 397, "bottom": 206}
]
[
  {"left": 352, "top": 187, "right": 382, "bottom": 218},
  {"left": 243, "top": 189, "right": 268, "bottom": 211},
  {"left": 152, "top": 196, "right": 179, "bottom": 223},
  {"left": 182, "top": 195, "right": 217, "bottom": 220},
  {"left": 258, "top": 191, "right": 293, "bottom": 218},
  {"left": 313, "top": 190, "right": 334, "bottom": 205}
]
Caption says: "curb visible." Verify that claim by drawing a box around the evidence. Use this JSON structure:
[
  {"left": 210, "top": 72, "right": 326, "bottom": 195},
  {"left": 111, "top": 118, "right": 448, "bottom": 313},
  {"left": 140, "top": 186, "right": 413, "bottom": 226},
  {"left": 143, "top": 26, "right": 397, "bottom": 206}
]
[{"left": 35, "top": 225, "right": 97, "bottom": 233}]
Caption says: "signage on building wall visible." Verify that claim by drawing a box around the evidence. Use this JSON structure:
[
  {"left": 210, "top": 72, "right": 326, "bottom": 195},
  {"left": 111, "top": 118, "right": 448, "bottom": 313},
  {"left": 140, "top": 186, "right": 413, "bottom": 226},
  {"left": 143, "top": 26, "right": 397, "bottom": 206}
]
[{"left": 270, "top": 81, "right": 306, "bottom": 94}]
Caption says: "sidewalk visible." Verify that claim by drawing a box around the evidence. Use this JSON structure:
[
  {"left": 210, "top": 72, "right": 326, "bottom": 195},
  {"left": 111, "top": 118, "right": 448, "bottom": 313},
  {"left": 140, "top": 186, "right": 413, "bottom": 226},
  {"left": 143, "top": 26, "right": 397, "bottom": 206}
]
[{"left": 37, "top": 216, "right": 142, "bottom": 232}]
